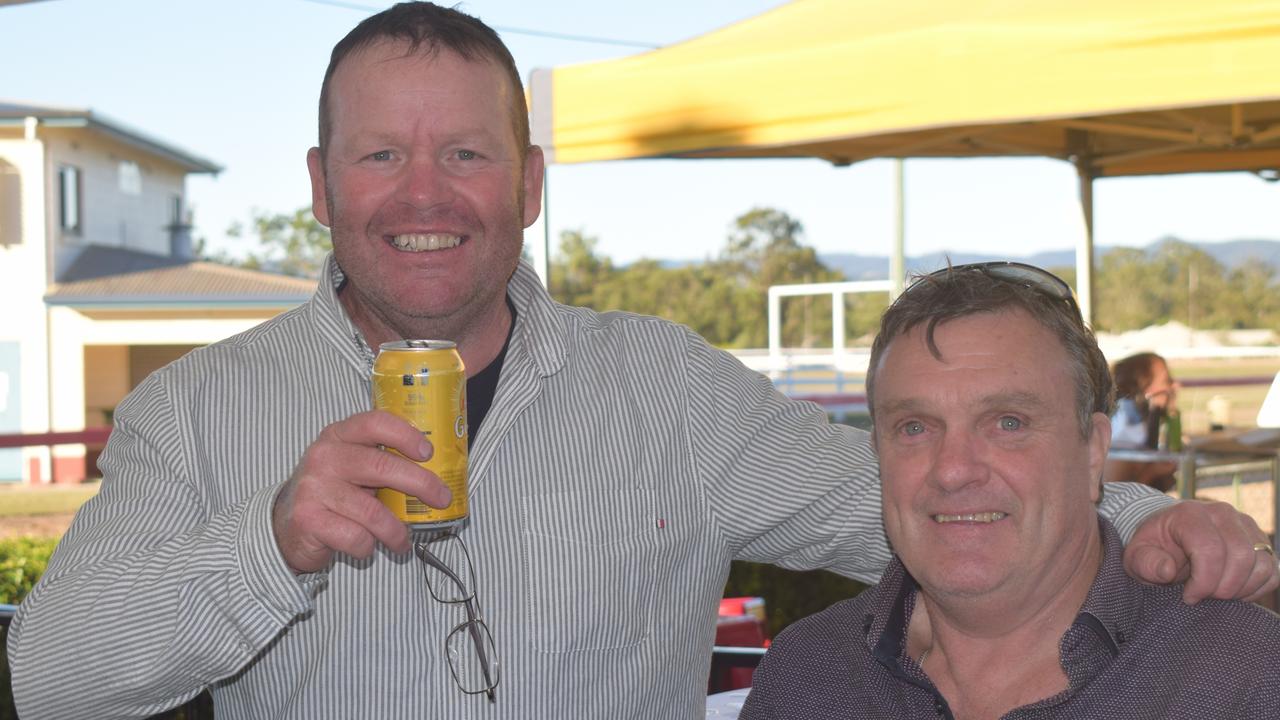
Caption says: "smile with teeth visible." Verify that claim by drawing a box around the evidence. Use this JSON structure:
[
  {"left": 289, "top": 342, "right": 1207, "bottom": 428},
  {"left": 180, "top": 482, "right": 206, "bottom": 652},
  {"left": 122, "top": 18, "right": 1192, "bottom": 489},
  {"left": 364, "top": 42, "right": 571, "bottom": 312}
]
[
  {"left": 389, "top": 233, "right": 462, "bottom": 251},
  {"left": 933, "top": 512, "right": 1007, "bottom": 523}
]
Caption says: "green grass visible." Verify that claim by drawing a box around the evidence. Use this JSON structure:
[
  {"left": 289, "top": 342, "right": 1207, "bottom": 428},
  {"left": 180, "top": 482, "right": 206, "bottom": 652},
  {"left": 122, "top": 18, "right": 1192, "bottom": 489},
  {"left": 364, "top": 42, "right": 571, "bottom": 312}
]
[{"left": 0, "top": 482, "right": 99, "bottom": 518}]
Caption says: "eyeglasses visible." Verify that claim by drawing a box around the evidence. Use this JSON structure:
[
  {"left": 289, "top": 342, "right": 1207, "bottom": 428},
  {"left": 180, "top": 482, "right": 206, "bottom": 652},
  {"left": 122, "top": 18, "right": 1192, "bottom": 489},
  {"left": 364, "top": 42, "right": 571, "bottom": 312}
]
[
  {"left": 911, "top": 261, "right": 1083, "bottom": 324},
  {"left": 414, "top": 531, "right": 499, "bottom": 702}
]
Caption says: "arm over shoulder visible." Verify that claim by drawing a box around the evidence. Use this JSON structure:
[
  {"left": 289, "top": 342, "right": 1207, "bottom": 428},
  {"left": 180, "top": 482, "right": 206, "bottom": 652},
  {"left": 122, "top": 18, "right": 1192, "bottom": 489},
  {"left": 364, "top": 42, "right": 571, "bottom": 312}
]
[{"left": 681, "top": 331, "right": 889, "bottom": 584}]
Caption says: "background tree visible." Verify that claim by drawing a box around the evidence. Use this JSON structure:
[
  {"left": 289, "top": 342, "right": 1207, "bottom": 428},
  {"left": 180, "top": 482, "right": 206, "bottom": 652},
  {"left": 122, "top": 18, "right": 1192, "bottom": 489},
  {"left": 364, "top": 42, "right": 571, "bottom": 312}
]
[
  {"left": 547, "top": 209, "right": 842, "bottom": 348},
  {"left": 1093, "top": 247, "right": 1171, "bottom": 331},
  {"left": 1151, "top": 240, "right": 1230, "bottom": 331},
  {"left": 223, "top": 207, "right": 332, "bottom": 278},
  {"left": 1220, "top": 263, "right": 1280, "bottom": 330},
  {"left": 547, "top": 229, "right": 614, "bottom": 307},
  {"left": 713, "top": 207, "right": 843, "bottom": 348}
]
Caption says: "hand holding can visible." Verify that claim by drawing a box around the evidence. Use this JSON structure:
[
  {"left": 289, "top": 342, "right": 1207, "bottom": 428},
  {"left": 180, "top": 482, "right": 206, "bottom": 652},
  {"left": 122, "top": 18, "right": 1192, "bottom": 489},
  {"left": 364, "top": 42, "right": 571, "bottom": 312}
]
[
  {"left": 272, "top": 410, "right": 451, "bottom": 574},
  {"left": 372, "top": 340, "right": 470, "bottom": 530}
]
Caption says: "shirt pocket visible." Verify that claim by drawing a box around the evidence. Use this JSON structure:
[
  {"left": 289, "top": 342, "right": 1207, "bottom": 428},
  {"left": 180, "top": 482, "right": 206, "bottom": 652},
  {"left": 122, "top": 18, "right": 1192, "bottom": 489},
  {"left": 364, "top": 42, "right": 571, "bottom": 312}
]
[{"left": 521, "top": 488, "right": 656, "bottom": 653}]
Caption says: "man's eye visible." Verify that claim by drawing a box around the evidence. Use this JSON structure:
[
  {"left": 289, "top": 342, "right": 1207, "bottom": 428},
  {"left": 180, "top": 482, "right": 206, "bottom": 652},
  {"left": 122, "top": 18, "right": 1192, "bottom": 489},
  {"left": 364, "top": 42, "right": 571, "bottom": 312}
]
[
  {"left": 368, "top": 150, "right": 392, "bottom": 162},
  {"left": 999, "top": 416, "right": 1023, "bottom": 431},
  {"left": 903, "top": 421, "right": 925, "bottom": 436},
  {"left": 456, "top": 149, "right": 477, "bottom": 160}
]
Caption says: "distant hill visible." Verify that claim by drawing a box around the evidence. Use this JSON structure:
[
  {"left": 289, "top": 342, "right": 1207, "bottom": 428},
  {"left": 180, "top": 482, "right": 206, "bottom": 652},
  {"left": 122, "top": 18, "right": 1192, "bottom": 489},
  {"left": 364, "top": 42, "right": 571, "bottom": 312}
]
[{"left": 817, "top": 238, "right": 1280, "bottom": 281}]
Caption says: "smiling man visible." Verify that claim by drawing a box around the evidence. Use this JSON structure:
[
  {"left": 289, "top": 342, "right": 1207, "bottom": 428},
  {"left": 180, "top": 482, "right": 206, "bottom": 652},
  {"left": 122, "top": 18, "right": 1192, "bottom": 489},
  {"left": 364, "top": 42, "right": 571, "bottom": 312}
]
[{"left": 741, "top": 262, "right": 1280, "bottom": 720}]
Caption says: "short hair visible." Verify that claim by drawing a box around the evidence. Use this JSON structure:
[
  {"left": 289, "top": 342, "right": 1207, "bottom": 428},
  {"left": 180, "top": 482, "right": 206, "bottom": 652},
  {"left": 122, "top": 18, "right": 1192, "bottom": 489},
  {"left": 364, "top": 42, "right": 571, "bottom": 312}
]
[
  {"left": 1112, "top": 352, "right": 1165, "bottom": 401},
  {"left": 317, "top": 2, "right": 529, "bottom": 159},
  {"left": 865, "top": 264, "right": 1114, "bottom": 441}
]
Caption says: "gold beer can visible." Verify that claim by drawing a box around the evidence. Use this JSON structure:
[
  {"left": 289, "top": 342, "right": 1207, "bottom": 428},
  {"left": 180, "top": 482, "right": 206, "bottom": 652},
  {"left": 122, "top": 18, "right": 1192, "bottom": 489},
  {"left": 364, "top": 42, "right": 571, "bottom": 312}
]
[{"left": 371, "top": 340, "right": 468, "bottom": 530}]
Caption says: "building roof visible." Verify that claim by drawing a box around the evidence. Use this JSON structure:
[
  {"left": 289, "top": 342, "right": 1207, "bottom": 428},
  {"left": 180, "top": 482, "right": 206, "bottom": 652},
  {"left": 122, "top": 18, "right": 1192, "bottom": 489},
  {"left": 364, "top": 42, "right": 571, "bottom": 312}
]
[
  {"left": 0, "top": 101, "right": 222, "bottom": 174},
  {"left": 46, "top": 245, "right": 315, "bottom": 306}
]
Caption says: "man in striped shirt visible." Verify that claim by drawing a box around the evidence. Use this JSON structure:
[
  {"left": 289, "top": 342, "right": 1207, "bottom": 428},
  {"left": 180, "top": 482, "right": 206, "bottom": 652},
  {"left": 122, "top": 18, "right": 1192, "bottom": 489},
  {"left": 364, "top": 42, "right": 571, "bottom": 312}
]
[{"left": 9, "top": 4, "right": 1277, "bottom": 719}]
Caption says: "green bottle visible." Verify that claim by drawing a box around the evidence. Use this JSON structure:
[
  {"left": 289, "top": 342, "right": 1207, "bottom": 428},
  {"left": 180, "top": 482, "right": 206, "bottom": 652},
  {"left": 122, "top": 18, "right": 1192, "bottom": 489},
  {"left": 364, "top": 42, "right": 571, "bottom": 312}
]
[{"left": 1163, "top": 410, "right": 1182, "bottom": 452}]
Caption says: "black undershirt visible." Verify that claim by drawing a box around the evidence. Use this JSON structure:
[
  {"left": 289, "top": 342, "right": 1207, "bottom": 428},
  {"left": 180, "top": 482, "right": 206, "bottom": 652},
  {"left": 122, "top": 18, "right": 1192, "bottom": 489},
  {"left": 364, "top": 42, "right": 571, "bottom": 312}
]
[{"left": 465, "top": 298, "right": 515, "bottom": 448}]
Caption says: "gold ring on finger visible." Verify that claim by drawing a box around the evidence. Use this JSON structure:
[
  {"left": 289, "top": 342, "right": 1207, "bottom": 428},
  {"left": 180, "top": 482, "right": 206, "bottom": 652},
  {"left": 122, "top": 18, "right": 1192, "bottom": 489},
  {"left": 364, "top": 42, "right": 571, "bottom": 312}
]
[{"left": 1252, "top": 542, "right": 1276, "bottom": 556}]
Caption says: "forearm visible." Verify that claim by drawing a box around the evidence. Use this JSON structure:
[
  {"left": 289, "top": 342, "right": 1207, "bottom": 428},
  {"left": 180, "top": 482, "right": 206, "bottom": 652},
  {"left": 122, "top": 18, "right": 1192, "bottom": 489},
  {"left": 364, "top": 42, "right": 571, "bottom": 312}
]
[{"left": 7, "top": 484, "right": 312, "bottom": 719}]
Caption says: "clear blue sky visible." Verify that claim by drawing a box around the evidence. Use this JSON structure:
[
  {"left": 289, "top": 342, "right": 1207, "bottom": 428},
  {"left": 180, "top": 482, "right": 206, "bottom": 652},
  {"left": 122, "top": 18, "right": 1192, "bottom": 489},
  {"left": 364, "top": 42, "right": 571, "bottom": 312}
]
[{"left": 4, "top": 0, "right": 1278, "bottom": 267}]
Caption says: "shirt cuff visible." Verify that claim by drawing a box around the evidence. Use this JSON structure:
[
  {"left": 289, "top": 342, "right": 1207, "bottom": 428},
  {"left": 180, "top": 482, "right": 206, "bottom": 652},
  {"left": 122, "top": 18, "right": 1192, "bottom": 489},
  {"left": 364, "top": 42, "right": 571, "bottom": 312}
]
[
  {"left": 234, "top": 483, "right": 320, "bottom": 626},
  {"left": 1101, "top": 481, "right": 1177, "bottom": 543}
]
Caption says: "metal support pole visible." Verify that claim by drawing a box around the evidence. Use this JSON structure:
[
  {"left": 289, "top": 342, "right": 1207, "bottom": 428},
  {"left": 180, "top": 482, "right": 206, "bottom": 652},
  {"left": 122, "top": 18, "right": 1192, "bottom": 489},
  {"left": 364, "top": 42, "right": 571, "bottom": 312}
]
[
  {"left": 891, "top": 159, "right": 906, "bottom": 299},
  {"left": 768, "top": 288, "right": 782, "bottom": 367},
  {"left": 1068, "top": 129, "right": 1095, "bottom": 328},
  {"left": 832, "top": 290, "right": 845, "bottom": 357},
  {"left": 1177, "top": 450, "right": 1196, "bottom": 500}
]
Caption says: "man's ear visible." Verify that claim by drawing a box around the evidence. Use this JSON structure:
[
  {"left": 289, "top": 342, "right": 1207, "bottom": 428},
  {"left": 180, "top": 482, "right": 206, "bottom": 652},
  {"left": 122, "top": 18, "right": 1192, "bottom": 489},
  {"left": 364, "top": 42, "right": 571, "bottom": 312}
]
[
  {"left": 306, "top": 147, "right": 331, "bottom": 227},
  {"left": 1088, "top": 411, "right": 1112, "bottom": 503},
  {"left": 521, "top": 145, "right": 545, "bottom": 228}
]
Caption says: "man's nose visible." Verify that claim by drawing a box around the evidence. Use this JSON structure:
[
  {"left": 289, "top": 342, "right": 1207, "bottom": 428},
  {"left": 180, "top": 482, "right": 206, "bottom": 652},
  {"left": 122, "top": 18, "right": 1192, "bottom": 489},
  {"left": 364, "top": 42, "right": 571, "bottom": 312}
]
[
  {"left": 929, "top": 430, "right": 987, "bottom": 492},
  {"left": 399, "top": 156, "right": 454, "bottom": 207}
]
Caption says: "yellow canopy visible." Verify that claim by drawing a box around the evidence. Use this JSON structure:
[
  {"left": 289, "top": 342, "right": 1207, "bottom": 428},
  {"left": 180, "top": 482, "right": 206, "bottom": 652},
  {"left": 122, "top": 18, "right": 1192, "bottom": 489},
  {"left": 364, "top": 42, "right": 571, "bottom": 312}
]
[
  {"left": 528, "top": 0, "right": 1280, "bottom": 323},
  {"left": 529, "top": 0, "right": 1280, "bottom": 176}
]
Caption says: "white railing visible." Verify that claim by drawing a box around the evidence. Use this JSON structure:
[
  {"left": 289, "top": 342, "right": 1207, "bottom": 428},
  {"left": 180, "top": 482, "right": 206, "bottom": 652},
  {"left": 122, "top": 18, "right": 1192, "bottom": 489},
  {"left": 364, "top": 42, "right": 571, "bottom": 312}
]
[{"left": 766, "top": 280, "right": 894, "bottom": 365}]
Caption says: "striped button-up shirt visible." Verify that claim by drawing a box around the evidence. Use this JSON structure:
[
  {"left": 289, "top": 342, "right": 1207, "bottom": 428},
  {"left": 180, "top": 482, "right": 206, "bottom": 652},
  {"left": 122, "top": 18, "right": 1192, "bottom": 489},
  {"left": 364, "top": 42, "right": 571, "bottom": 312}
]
[{"left": 8, "top": 257, "right": 1172, "bottom": 719}]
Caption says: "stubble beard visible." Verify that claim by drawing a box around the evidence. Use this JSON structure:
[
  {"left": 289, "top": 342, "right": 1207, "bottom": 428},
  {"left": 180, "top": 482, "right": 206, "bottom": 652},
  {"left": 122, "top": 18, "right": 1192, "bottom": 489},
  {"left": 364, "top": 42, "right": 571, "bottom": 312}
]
[{"left": 325, "top": 182, "right": 524, "bottom": 345}]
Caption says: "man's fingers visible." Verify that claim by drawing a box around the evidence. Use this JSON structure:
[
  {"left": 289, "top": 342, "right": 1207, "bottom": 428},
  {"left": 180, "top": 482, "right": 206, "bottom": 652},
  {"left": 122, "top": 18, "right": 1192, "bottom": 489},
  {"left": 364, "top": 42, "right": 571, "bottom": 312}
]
[
  {"left": 1188, "top": 502, "right": 1273, "bottom": 602},
  {"left": 305, "top": 436, "right": 449, "bottom": 507},
  {"left": 1123, "top": 543, "right": 1182, "bottom": 586},
  {"left": 320, "top": 416, "right": 450, "bottom": 508},
  {"left": 1179, "top": 535, "right": 1233, "bottom": 604},
  {"left": 359, "top": 445, "right": 451, "bottom": 508},
  {"left": 273, "top": 411, "right": 453, "bottom": 574},
  {"left": 1195, "top": 534, "right": 1262, "bottom": 601},
  {"left": 278, "top": 494, "right": 411, "bottom": 573},
  {"left": 327, "top": 409, "right": 432, "bottom": 461},
  {"left": 1124, "top": 498, "right": 1280, "bottom": 604},
  {"left": 334, "top": 489, "right": 412, "bottom": 555},
  {"left": 1238, "top": 548, "right": 1280, "bottom": 603}
]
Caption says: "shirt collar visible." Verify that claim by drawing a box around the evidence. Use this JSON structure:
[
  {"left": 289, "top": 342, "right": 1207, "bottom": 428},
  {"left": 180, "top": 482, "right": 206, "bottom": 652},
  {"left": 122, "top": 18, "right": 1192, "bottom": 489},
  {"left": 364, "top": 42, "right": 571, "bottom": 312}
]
[
  {"left": 312, "top": 253, "right": 568, "bottom": 380},
  {"left": 505, "top": 259, "right": 567, "bottom": 379},
  {"left": 303, "top": 253, "right": 374, "bottom": 372}
]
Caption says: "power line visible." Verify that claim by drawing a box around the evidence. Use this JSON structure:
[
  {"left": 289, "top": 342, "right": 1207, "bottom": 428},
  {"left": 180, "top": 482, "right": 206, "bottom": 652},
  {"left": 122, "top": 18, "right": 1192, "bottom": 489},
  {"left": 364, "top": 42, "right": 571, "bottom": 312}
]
[{"left": 301, "top": 0, "right": 662, "bottom": 49}]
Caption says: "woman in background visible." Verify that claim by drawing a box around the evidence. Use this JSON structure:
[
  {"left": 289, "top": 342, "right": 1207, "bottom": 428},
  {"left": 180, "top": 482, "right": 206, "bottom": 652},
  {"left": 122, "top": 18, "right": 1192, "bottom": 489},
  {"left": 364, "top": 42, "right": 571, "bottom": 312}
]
[{"left": 1105, "top": 352, "right": 1179, "bottom": 491}]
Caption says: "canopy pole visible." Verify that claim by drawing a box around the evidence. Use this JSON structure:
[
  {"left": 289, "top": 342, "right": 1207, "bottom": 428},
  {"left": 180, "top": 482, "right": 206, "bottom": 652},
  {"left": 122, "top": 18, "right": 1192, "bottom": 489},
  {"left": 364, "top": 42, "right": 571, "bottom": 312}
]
[
  {"left": 1075, "top": 167, "right": 1095, "bottom": 327},
  {"left": 890, "top": 159, "right": 906, "bottom": 299},
  {"left": 1068, "top": 130, "right": 1095, "bottom": 327}
]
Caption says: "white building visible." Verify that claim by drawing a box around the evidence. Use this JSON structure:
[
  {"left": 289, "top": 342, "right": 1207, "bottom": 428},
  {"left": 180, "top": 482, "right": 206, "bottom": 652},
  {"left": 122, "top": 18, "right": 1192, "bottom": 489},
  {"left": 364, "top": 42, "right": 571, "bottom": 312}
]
[{"left": 0, "top": 102, "right": 315, "bottom": 483}]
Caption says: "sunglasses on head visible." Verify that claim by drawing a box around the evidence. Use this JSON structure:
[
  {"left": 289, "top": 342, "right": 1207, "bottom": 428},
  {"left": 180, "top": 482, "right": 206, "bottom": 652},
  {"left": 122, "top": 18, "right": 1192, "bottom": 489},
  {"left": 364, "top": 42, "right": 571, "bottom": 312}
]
[{"left": 908, "top": 261, "right": 1083, "bottom": 325}]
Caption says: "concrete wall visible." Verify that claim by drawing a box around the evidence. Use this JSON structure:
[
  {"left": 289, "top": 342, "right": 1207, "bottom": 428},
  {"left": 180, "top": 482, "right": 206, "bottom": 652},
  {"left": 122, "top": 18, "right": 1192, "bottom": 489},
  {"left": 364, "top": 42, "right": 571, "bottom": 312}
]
[
  {"left": 0, "top": 134, "right": 52, "bottom": 481},
  {"left": 44, "top": 306, "right": 275, "bottom": 482},
  {"left": 84, "top": 345, "right": 130, "bottom": 427}
]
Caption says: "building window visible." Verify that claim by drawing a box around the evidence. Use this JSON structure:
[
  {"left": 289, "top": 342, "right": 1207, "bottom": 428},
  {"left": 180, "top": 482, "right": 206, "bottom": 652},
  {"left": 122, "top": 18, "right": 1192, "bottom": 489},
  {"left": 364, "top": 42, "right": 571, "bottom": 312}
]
[
  {"left": 118, "top": 161, "right": 141, "bottom": 195},
  {"left": 59, "top": 165, "right": 82, "bottom": 234}
]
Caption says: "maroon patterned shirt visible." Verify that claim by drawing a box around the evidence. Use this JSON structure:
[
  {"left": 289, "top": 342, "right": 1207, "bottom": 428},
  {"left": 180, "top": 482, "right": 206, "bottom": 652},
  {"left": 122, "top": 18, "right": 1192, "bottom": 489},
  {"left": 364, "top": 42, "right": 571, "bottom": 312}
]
[{"left": 741, "top": 518, "right": 1280, "bottom": 719}]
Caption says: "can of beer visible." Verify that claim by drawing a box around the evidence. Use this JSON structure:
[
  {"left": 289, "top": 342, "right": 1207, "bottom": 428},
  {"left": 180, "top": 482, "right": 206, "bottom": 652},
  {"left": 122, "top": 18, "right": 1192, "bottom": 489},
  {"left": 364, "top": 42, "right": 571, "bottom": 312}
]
[{"left": 371, "top": 340, "right": 468, "bottom": 530}]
